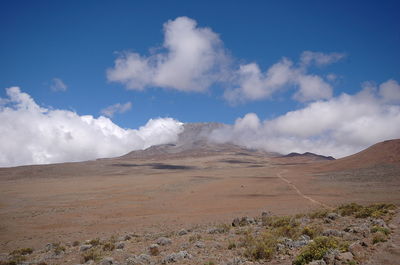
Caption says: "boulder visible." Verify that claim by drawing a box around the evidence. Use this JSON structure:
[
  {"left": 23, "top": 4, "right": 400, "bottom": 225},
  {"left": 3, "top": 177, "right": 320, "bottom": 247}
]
[
  {"left": 308, "top": 260, "right": 326, "bottom": 265},
  {"left": 336, "top": 252, "right": 353, "bottom": 262},
  {"left": 177, "top": 229, "right": 188, "bottom": 236},
  {"left": 327, "top": 213, "right": 339, "bottom": 220},
  {"left": 162, "top": 251, "right": 192, "bottom": 263},
  {"left": 79, "top": 244, "right": 92, "bottom": 252},
  {"left": 149, "top": 244, "right": 160, "bottom": 256},
  {"left": 156, "top": 237, "right": 172, "bottom": 246},
  {"left": 100, "top": 257, "right": 118, "bottom": 265},
  {"left": 116, "top": 242, "right": 125, "bottom": 249}
]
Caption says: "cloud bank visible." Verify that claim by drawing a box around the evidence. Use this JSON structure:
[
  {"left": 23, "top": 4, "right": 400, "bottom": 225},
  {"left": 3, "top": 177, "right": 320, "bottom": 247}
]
[
  {"left": 107, "top": 17, "right": 342, "bottom": 103},
  {"left": 0, "top": 87, "right": 183, "bottom": 167},
  {"left": 210, "top": 79, "right": 400, "bottom": 158}
]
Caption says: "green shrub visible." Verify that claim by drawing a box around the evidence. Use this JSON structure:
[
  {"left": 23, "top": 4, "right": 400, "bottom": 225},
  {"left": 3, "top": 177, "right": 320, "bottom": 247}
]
[
  {"left": 371, "top": 226, "right": 390, "bottom": 235},
  {"left": 308, "top": 208, "right": 329, "bottom": 219},
  {"left": 337, "top": 203, "right": 396, "bottom": 219},
  {"left": 81, "top": 248, "right": 102, "bottom": 263},
  {"left": 227, "top": 241, "right": 236, "bottom": 249},
  {"left": 9, "top": 248, "right": 33, "bottom": 256},
  {"left": 102, "top": 242, "right": 115, "bottom": 251},
  {"left": 217, "top": 223, "right": 231, "bottom": 233},
  {"left": 242, "top": 231, "right": 277, "bottom": 261},
  {"left": 293, "top": 236, "right": 340, "bottom": 265},
  {"left": 302, "top": 225, "right": 322, "bottom": 239},
  {"left": 337, "top": 203, "right": 363, "bottom": 216},
  {"left": 52, "top": 243, "right": 66, "bottom": 255},
  {"left": 189, "top": 234, "right": 201, "bottom": 242},
  {"left": 372, "top": 231, "right": 388, "bottom": 244},
  {"left": 88, "top": 238, "right": 101, "bottom": 246}
]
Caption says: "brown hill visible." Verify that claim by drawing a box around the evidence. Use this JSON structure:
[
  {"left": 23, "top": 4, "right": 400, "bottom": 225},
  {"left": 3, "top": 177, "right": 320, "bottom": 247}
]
[{"left": 319, "top": 139, "right": 400, "bottom": 171}]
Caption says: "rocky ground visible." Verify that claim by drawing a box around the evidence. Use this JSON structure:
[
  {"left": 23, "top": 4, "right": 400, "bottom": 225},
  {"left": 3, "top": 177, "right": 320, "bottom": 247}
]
[{"left": 1, "top": 203, "right": 398, "bottom": 265}]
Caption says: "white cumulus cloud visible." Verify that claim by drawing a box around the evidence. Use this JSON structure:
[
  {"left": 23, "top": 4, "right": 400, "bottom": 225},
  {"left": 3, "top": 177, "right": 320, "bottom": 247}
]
[
  {"left": 0, "top": 87, "right": 183, "bottom": 167},
  {"left": 210, "top": 79, "right": 400, "bottom": 158},
  {"left": 50, "top": 77, "right": 68, "bottom": 92},
  {"left": 225, "top": 55, "right": 337, "bottom": 104},
  {"left": 101, "top": 102, "right": 132, "bottom": 117},
  {"left": 107, "top": 16, "right": 229, "bottom": 92},
  {"left": 108, "top": 16, "right": 342, "bottom": 104}
]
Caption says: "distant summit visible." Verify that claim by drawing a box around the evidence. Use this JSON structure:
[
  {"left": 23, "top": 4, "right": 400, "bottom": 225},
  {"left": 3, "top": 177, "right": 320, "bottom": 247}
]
[
  {"left": 283, "top": 152, "right": 335, "bottom": 161},
  {"left": 120, "top": 123, "right": 271, "bottom": 159}
]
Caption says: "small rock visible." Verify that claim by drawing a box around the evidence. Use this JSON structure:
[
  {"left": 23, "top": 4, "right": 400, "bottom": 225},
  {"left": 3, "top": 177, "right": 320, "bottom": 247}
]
[
  {"left": 79, "top": 244, "right": 92, "bottom": 252},
  {"left": 194, "top": 241, "right": 205, "bottom": 248},
  {"left": 177, "top": 229, "right": 188, "bottom": 236},
  {"left": 327, "top": 212, "right": 339, "bottom": 220},
  {"left": 149, "top": 244, "right": 160, "bottom": 256},
  {"left": 207, "top": 227, "right": 225, "bottom": 234},
  {"left": 336, "top": 252, "right": 353, "bottom": 262},
  {"left": 116, "top": 242, "right": 125, "bottom": 249},
  {"left": 45, "top": 243, "right": 54, "bottom": 251},
  {"left": 349, "top": 242, "right": 366, "bottom": 260},
  {"left": 323, "top": 249, "right": 339, "bottom": 264},
  {"left": 308, "top": 260, "right": 326, "bottom": 265},
  {"left": 371, "top": 218, "right": 387, "bottom": 228},
  {"left": 156, "top": 237, "right": 172, "bottom": 246},
  {"left": 261, "top": 211, "right": 270, "bottom": 218},
  {"left": 225, "top": 257, "right": 244, "bottom": 265},
  {"left": 323, "top": 218, "right": 332, "bottom": 224},
  {"left": 322, "top": 229, "right": 343, "bottom": 237},
  {"left": 118, "top": 234, "right": 131, "bottom": 241},
  {"left": 100, "top": 257, "right": 118, "bottom": 265},
  {"left": 126, "top": 254, "right": 151, "bottom": 265},
  {"left": 232, "top": 218, "right": 241, "bottom": 227},
  {"left": 162, "top": 251, "right": 192, "bottom": 263}
]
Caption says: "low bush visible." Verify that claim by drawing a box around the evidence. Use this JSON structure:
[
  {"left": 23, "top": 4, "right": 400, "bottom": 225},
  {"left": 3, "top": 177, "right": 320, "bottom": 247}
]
[
  {"left": 372, "top": 231, "right": 388, "bottom": 244},
  {"left": 293, "top": 236, "right": 347, "bottom": 265},
  {"left": 242, "top": 231, "right": 277, "bottom": 261},
  {"left": 81, "top": 248, "right": 102, "bottom": 263},
  {"left": 302, "top": 225, "right": 322, "bottom": 239},
  {"left": 371, "top": 225, "right": 390, "bottom": 235}
]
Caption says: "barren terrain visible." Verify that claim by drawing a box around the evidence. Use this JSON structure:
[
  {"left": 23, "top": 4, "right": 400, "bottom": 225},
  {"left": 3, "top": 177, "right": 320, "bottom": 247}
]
[{"left": 0, "top": 137, "right": 400, "bottom": 264}]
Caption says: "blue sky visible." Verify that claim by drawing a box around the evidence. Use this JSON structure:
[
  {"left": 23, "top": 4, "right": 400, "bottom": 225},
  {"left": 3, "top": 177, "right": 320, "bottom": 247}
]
[{"left": 1, "top": 0, "right": 400, "bottom": 166}]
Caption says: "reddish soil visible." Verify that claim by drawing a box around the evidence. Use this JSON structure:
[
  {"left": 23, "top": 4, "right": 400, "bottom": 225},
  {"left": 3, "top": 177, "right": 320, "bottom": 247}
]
[{"left": 0, "top": 140, "right": 399, "bottom": 255}]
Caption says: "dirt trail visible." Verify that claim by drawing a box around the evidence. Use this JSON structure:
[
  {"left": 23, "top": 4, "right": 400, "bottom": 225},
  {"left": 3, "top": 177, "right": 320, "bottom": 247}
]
[{"left": 277, "top": 170, "right": 332, "bottom": 209}]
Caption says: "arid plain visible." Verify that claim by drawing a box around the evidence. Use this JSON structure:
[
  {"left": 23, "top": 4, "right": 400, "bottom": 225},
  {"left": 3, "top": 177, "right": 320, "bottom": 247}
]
[{"left": 1, "top": 136, "right": 400, "bottom": 256}]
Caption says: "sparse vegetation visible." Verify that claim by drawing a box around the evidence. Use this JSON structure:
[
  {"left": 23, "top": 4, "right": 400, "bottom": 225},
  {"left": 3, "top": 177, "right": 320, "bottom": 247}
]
[
  {"left": 301, "top": 225, "right": 322, "bottom": 239},
  {"left": 337, "top": 203, "right": 396, "bottom": 219},
  {"left": 242, "top": 230, "right": 278, "bottom": 260},
  {"left": 294, "top": 236, "right": 341, "bottom": 265},
  {"left": 2, "top": 202, "right": 397, "bottom": 265},
  {"left": 81, "top": 248, "right": 102, "bottom": 263},
  {"left": 217, "top": 223, "right": 231, "bottom": 233},
  {"left": 227, "top": 241, "right": 236, "bottom": 249},
  {"left": 102, "top": 241, "right": 115, "bottom": 251},
  {"left": 372, "top": 231, "right": 388, "bottom": 244},
  {"left": 189, "top": 234, "right": 202, "bottom": 242},
  {"left": 308, "top": 208, "right": 329, "bottom": 219},
  {"left": 9, "top": 248, "right": 33, "bottom": 256},
  {"left": 88, "top": 238, "right": 101, "bottom": 246},
  {"left": 371, "top": 225, "right": 390, "bottom": 235},
  {"left": 52, "top": 243, "right": 66, "bottom": 255}
]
